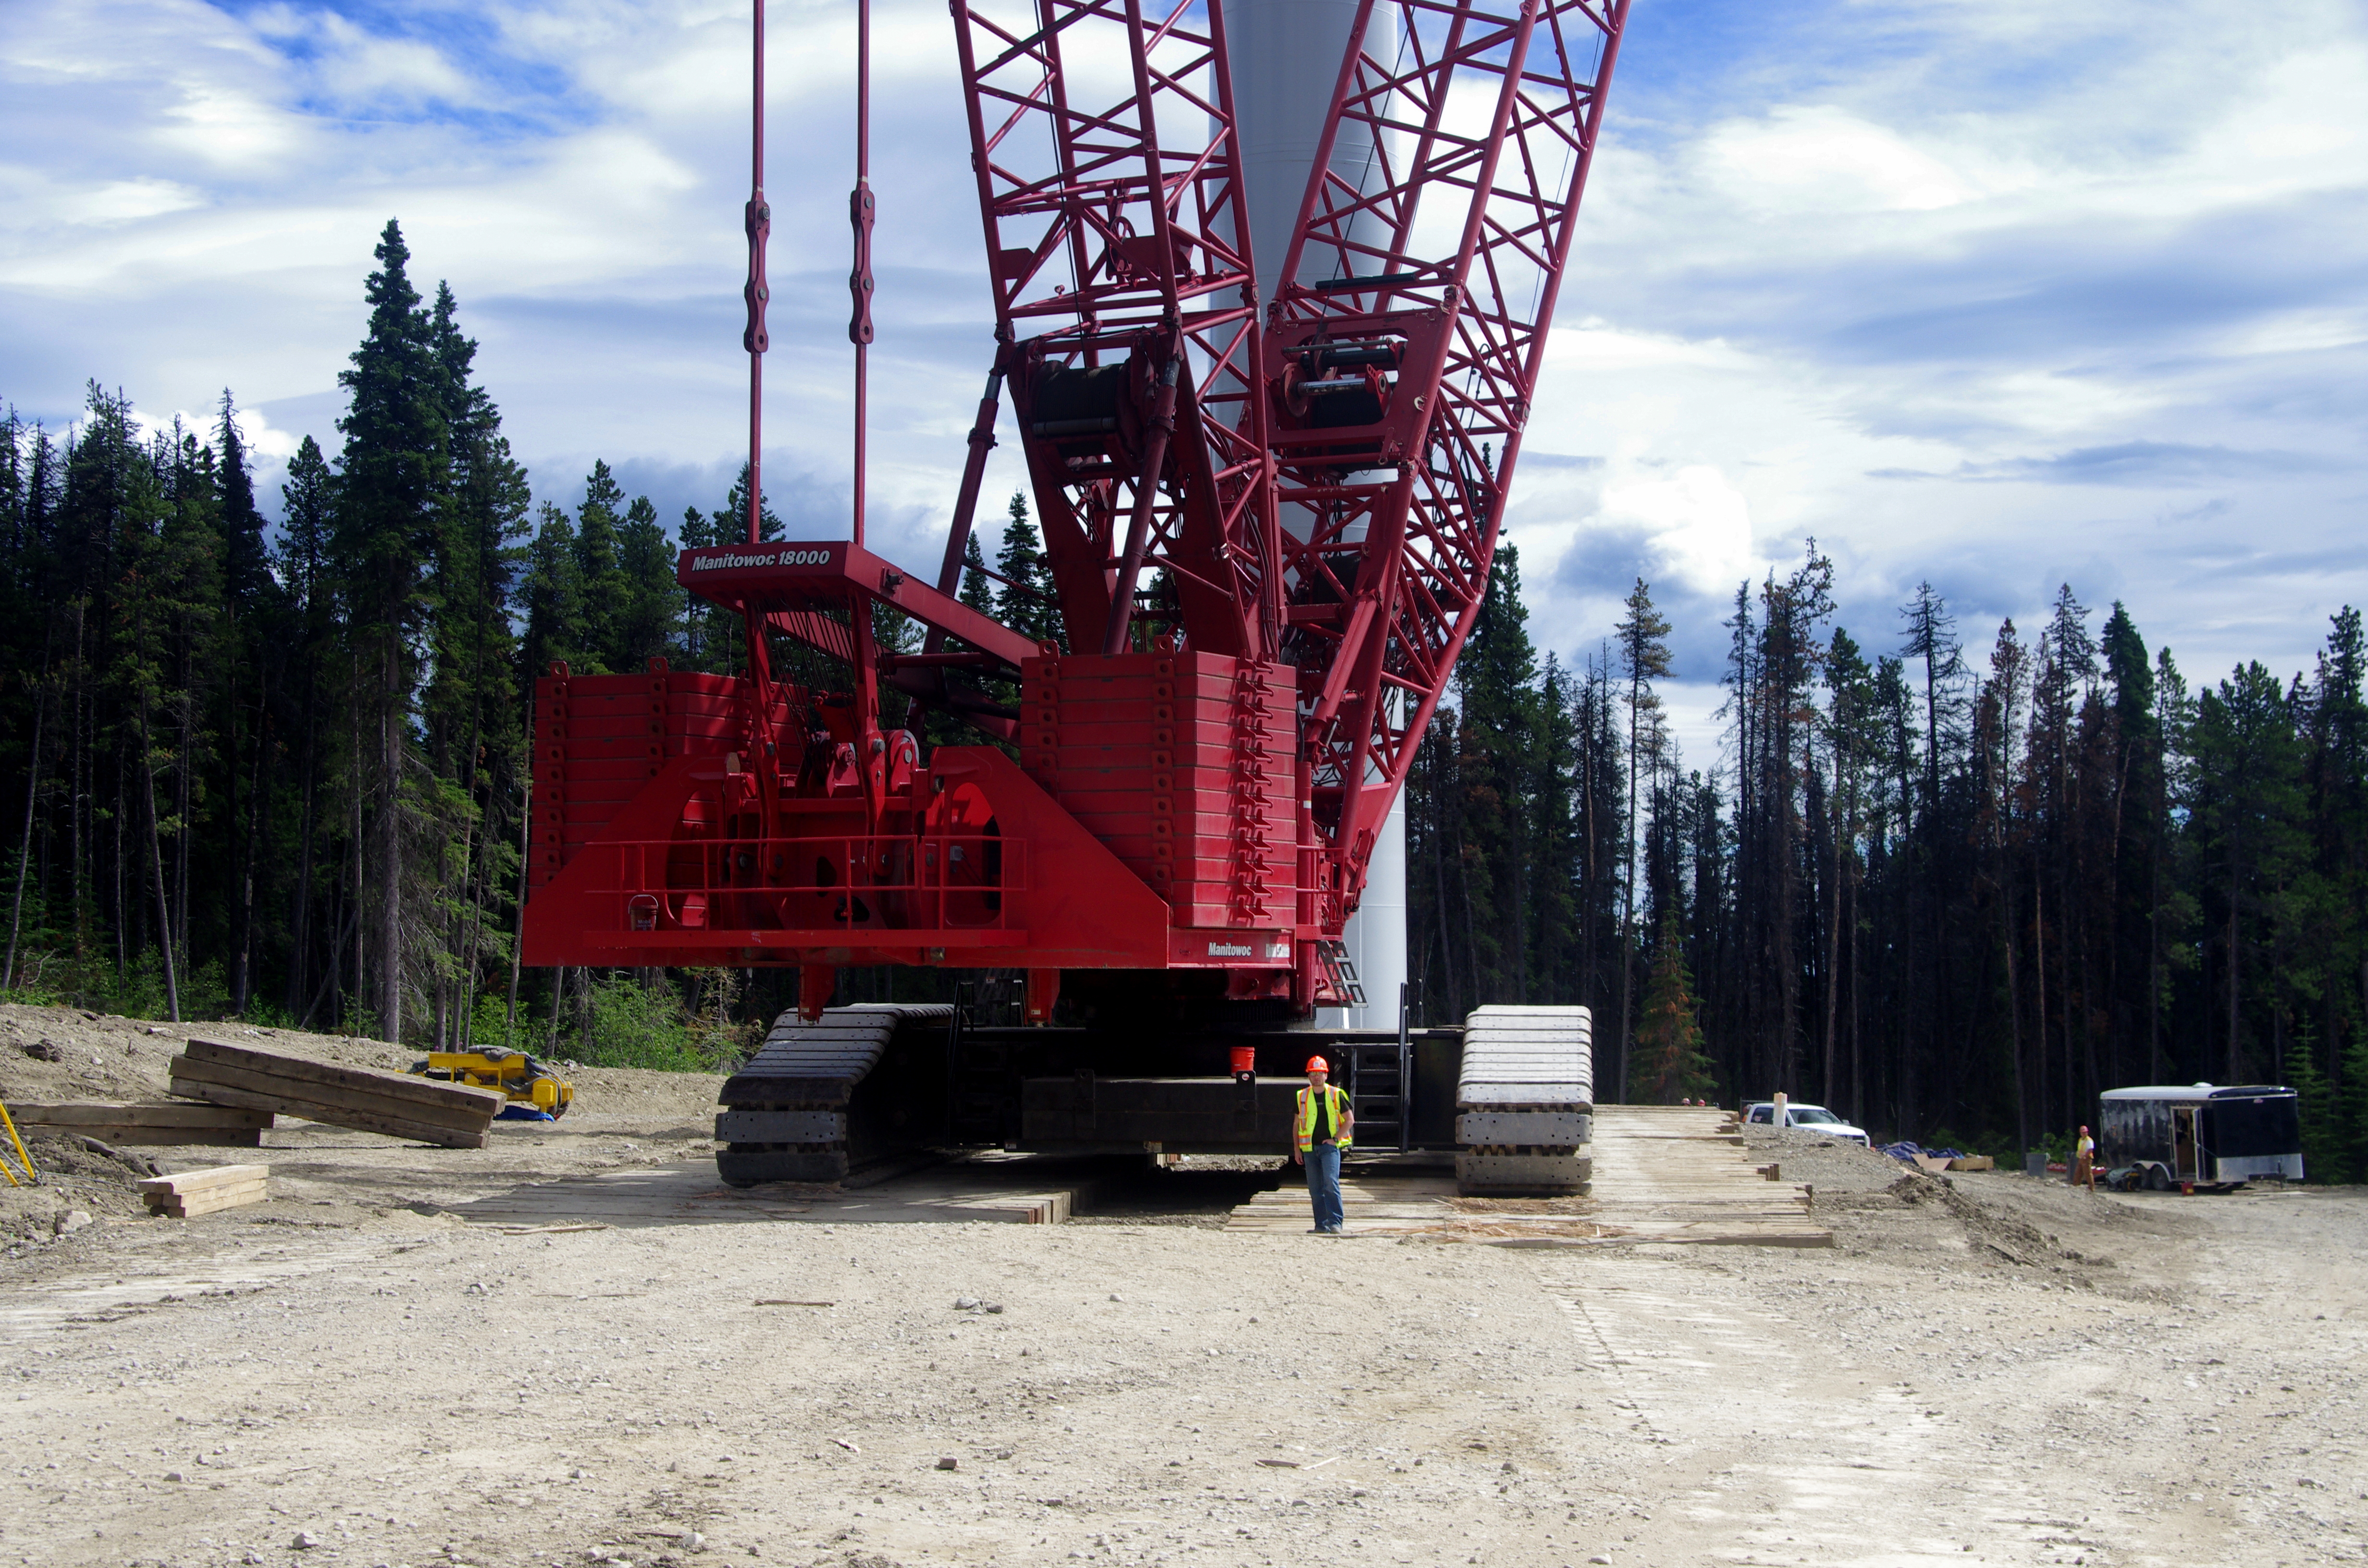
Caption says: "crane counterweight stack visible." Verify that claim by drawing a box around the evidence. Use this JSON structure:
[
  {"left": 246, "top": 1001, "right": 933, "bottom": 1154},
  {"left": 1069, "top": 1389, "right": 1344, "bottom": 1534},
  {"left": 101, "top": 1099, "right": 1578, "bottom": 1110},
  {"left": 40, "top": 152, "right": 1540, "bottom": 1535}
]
[{"left": 523, "top": 0, "right": 1628, "bottom": 1181}]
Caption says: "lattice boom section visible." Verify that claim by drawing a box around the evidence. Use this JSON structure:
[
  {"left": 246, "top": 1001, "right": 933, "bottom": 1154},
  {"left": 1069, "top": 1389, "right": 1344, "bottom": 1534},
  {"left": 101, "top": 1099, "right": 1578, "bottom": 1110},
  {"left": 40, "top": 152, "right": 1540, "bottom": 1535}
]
[
  {"left": 1019, "top": 651, "right": 1297, "bottom": 930},
  {"left": 1265, "top": 0, "right": 1630, "bottom": 883},
  {"left": 954, "top": 0, "right": 1256, "bottom": 332}
]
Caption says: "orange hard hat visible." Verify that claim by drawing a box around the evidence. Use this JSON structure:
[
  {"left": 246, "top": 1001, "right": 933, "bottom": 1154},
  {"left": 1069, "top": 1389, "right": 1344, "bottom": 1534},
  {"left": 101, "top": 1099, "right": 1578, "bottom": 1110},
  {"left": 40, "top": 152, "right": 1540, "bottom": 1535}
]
[{"left": 1304, "top": 1056, "right": 1330, "bottom": 1075}]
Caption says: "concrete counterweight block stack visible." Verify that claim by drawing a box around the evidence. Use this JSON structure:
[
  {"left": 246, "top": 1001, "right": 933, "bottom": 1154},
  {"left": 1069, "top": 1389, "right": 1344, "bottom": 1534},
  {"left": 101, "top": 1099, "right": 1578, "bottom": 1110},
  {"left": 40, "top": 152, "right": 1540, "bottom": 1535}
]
[{"left": 1454, "top": 1004, "right": 1593, "bottom": 1196}]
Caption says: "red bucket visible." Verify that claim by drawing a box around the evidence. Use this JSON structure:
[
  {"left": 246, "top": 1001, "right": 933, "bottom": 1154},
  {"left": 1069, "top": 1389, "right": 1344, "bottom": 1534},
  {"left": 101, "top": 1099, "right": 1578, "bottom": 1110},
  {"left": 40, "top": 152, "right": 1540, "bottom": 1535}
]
[{"left": 1229, "top": 1044, "right": 1256, "bottom": 1083}]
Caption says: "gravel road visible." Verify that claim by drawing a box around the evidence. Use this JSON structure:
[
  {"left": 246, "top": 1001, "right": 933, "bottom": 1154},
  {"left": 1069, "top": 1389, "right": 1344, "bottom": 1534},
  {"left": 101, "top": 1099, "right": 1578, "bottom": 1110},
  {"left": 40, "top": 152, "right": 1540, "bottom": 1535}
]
[{"left": 3, "top": 1005, "right": 2364, "bottom": 1568}]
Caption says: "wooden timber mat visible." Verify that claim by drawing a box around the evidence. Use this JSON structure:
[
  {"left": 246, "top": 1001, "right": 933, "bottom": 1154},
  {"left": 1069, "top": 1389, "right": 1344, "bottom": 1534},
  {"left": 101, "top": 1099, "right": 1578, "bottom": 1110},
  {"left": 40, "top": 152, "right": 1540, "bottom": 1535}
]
[
  {"left": 1224, "top": 1106, "right": 1829, "bottom": 1248},
  {"left": 450, "top": 1150, "right": 1120, "bottom": 1229}
]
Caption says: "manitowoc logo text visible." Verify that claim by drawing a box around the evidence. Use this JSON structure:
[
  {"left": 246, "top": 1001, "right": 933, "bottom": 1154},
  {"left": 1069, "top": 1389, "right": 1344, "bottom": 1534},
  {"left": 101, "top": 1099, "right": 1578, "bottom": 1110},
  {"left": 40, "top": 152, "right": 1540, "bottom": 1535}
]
[{"left": 691, "top": 548, "right": 835, "bottom": 571}]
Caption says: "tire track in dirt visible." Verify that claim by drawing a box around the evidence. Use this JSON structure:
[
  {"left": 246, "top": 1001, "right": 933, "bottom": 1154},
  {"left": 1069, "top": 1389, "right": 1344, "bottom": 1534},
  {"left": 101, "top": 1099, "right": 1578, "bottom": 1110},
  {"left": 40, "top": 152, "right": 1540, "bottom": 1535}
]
[
  {"left": 0, "top": 1240, "right": 412, "bottom": 1337},
  {"left": 1542, "top": 1260, "right": 2105, "bottom": 1567}
]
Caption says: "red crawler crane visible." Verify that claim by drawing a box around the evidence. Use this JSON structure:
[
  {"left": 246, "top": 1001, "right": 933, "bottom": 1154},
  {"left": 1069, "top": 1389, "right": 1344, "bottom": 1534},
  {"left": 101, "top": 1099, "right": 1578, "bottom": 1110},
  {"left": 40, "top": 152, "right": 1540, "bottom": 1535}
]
[{"left": 524, "top": 0, "right": 1626, "bottom": 1165}]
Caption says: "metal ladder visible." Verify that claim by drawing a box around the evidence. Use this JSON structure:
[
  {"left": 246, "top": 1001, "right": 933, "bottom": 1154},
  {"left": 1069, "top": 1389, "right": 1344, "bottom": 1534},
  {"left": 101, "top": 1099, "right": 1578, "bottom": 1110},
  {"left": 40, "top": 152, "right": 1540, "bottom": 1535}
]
[
  {"left": 1318, "top": 939, "right": 1367, "bottom": 1008},
  {"left": 1344, "top": 986, "right": 1413, "bottom": 1153}
]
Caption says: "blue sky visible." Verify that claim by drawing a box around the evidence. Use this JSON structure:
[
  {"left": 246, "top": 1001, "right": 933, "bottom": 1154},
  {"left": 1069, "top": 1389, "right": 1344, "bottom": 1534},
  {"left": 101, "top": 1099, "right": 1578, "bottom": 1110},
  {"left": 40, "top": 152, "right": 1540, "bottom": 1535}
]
[{"left": 4, "top": 0, "right": 2364, "bottom": 768}]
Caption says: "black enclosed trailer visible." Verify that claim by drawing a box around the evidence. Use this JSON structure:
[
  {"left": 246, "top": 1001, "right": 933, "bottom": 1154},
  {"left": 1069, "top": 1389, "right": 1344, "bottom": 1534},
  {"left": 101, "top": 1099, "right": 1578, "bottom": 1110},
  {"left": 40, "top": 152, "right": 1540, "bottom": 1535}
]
[{"left": 2097, "top": 1085, "right": 2303, "bottom": 1189}]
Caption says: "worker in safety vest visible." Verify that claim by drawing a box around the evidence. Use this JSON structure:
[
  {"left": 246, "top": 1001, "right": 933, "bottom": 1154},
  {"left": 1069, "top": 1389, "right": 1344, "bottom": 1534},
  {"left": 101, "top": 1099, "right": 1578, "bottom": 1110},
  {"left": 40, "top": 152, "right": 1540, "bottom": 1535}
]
[
  {"left": 2072, "top": 1125, "right": 2095, "bottom": 1190},
  {"left": 1294, "top": 1055, "right": 1354, "bottom": 1234}
]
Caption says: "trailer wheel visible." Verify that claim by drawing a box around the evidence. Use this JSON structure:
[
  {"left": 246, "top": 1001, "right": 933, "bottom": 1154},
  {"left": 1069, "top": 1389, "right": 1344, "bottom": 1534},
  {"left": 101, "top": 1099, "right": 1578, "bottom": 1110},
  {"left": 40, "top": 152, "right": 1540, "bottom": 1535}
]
[{"left": 2145, "top": 1163, "right": 2172, "bottom": 1192}]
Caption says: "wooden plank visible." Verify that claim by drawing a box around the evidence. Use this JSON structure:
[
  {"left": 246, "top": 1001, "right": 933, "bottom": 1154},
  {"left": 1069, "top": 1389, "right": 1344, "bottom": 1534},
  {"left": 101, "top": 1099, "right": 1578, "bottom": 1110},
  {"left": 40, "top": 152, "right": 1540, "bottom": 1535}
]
[
  {"left": 173, "top": 1052, "right": 495, "bottom": 1131},
  {"left": 180, "top": 1038, "right": 502, "bottom": 1117},
  {"left": 172, "top": 1057, "right": 494, "bottom": 1135},
  {"left": 170, "top": 1078, "right": 489, "bottom": 1150},
  {"left": 137, "top": 1163, "right": 270, "bottom": 1195},
  {"left": 68, "top": 1128, "right": 264, "bottom": 1148},
  {"left": 150, "top": 1180, "right": 268, "bottom": 1210},
  {"left": 7, "top": 1102, "right": 272, "bottom": 1128},
  {"left": 148, "top": 1182, "right": 268, "bottom": 1218}
]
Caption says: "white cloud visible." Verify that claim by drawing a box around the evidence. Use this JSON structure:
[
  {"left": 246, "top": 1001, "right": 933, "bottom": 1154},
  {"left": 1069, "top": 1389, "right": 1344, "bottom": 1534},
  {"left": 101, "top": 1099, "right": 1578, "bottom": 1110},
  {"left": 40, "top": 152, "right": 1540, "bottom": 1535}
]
[
  {"left": 1698, "top": 105, "right": 1986, "bottom": 215},
  {"left": 0, "top": 169, "right": 207, "bottom": 228},
  {"left": 1601, "top": 465, "right": 1757, "bottom": 597},
  {"left": 1, "top": 0, "right": 2364, "bottom": 746}
]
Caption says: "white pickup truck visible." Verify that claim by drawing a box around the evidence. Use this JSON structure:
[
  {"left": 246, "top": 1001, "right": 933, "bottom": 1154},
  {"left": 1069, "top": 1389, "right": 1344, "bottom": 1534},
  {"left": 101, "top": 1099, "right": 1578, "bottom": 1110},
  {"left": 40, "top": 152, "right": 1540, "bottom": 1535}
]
[{"left": 1742, "top": 1102, "right": 1872, "bottom": 1146}]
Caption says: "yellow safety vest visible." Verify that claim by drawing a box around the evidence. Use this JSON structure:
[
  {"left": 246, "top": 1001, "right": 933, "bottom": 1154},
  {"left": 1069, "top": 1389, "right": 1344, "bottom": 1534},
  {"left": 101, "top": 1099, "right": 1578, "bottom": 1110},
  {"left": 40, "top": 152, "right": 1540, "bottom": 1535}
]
[{"left": 1295, "top": 1084, "right": 1353, "bottom": 1153}]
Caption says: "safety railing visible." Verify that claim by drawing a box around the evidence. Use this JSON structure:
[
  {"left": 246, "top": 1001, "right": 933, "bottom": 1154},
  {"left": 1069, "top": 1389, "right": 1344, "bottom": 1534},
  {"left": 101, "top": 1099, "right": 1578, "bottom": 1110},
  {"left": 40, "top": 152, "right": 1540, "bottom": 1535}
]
[{"left": 560, "top": 833, "right": 1025, "bottom": 934}]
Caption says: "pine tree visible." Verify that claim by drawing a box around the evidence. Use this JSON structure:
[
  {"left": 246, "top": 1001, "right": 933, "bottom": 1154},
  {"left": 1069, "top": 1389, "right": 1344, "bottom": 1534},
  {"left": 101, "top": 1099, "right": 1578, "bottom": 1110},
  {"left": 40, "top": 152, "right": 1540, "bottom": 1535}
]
[
  {"left": 2287, "top": 1023, "right": 2338, "bottom": 1181},
  {"left": 419, "top": 280, "right": 531, "bottom": 1049},
  {"left": 1614, "top": 577, "right": 1672, "bottom": 1101},
  {"left": 2189, "top": 662, "right": 2307, "bottom": 1082},
  {"left": 1630, "top": 914, "right": 1714, "bottom": 1103},
  {"left": 212, "top": 391, "right": 281, "bottom": 1013},
  {"left": 958, "top": 534, "right": 995, "bottom": 615},
  {"left": 334, "top": 218, "right": 451, "bottom": 1043},
  {"left": 213, "top": 392, "right": 272, "bottom": 610},
  {"left": 99, "top": 402, "right": 187, "bottom": 1014},
  {"left": 521, "top": 504, "right": 588, "bottom": 682},
  {"left": 276, "top": 435, "right": 339, "bottom": 1023},
  {"left": 1821, "top": 625, "right": 1878, "bottom": 1112},
  {"left": 2339, "top": 1027, "right": 2368, "bottom": 1185},
  {"left": 2100, "top": 603, "right": 2165, "bottom": 1087},
  {"left": 1529, "top": 654, "right": 1583, "bottom": 1007},
  {"left": 683, "top": 466, "right": 781, "bottom": 675},
  {"left": 614, "top": 495, "right": 679, "bottom": 672},
  {"left": 995, "top": 491, "right": 1061, "bottom": 646},
  {"left": 574, "top": 461, "right": 628, "bottom": 671},
  {"left": 1454, "top": 542, "right": 1541, "bottom": 1005}
]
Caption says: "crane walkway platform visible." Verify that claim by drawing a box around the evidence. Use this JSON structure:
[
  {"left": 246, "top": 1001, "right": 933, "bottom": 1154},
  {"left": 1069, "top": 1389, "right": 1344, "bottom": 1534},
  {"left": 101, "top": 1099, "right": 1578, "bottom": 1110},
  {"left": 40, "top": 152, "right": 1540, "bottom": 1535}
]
[{"left": 1223, "top": 1105, "right": 1828, "bottom": 1247}]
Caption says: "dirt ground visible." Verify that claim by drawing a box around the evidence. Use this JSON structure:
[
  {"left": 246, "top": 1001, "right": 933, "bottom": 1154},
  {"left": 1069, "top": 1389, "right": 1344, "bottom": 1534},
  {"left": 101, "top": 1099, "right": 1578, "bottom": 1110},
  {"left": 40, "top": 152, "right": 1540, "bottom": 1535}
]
[{"left": 4, "top": 1003, "right": 2366, "bottom": 1568}]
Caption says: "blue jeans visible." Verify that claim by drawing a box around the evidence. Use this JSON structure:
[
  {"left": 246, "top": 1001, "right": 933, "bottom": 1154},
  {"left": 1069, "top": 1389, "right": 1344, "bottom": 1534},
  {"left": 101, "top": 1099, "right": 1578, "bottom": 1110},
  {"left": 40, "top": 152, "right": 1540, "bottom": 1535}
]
[{"left": 1304, "top": 1143, "right": 1344, "bottom": 1231}]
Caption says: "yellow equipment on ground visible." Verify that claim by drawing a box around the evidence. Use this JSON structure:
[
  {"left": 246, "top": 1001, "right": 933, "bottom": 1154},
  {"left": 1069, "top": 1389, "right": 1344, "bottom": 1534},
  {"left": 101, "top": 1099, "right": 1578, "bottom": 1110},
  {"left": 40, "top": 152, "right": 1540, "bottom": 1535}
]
[{"left": 409, "top": 1051, "right": 573, "bottom": 1119}]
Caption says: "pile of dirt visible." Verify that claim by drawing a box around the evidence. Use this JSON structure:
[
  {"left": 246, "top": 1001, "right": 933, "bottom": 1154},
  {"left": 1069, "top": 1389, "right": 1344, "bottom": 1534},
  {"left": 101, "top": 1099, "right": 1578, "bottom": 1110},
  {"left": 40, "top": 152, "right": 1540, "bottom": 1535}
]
[
  {"left": 1739, "top": 1125, "right": 1918, "bottom": 1192},
  {"left": 1879, "top": 1169, "right": 2079, "bottom": 1266},
  {"left": 0, "top": 1128, "right": 160, "bottom": 1246},
  {"left": 0, "top": 1008, "right": 179, "bottom": 1102},
  {"left": 1805, "top": 1164, "right": 2135, "bottom": 1277}
]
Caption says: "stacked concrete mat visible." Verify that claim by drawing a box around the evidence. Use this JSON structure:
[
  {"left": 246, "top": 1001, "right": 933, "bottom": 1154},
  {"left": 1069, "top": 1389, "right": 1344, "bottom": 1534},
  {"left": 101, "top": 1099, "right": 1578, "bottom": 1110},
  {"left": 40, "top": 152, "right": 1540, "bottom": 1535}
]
[
  {"left": 716, "top": 1004, "right": 955, "bottom": 1185},
  {"left": 1455, "top": 1004, "right": 1593, "bottom": 1195}
]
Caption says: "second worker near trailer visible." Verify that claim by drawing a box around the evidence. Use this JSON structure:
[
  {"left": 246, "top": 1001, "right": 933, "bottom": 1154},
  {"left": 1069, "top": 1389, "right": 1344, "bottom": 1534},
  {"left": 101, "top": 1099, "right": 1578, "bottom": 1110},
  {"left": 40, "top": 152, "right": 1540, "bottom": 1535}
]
[{"left": 1294, "top": 1055, "right": 1355, "bottom": 1235}]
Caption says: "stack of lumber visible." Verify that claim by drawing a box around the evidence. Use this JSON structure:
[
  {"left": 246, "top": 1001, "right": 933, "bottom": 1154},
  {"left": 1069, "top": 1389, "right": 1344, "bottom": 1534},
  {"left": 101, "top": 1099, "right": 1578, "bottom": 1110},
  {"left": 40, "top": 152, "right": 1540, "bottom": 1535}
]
[
  {"left": 4, "top": 1102, "right": 273, "bottom": 1147},
  {"left": 137, "top": 1164, "right": 270, "bottom": 1218},
  {"left": 169, "top": 1038, "right": 503, "bottom": 1149}
]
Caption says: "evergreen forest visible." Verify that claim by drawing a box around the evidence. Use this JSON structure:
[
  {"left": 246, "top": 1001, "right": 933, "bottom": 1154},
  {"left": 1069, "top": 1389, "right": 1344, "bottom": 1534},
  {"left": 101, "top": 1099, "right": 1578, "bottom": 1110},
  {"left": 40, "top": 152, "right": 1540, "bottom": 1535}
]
[{"left": 6, "top": 221, "right": 2366, "bottom": 1178}]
